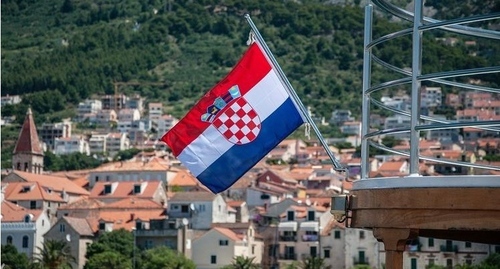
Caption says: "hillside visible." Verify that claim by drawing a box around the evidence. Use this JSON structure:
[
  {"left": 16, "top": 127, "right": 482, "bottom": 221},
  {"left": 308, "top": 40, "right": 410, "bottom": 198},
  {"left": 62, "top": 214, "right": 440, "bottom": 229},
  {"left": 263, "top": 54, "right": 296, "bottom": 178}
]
[{"left": 3, "top": 0, "right": 498, "bottom": 123}]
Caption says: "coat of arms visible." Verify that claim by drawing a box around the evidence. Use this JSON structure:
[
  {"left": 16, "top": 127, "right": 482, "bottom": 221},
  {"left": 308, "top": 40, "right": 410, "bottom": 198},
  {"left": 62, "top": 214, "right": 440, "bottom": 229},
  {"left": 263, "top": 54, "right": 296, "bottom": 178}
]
[{"left": 201, "top": 85, "right": 261, "bottom": 144}]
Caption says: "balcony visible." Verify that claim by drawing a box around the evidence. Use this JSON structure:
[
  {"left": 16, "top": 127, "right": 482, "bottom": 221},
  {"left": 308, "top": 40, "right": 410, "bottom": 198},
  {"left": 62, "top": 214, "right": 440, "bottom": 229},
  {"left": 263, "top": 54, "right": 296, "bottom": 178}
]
[
  {"left": 135, "top": 229, "right": 177, "bottom": 237},
  {"left": 279, "top": 235, "right": 297, "bottom": 242},
  {"left": 440, "top": 245, "right": 458, "bottom": 253},
  {"left": 301, "top": 234, "right": 319, "bottom": 242},
  {"left": 279, "top": 253, "right": 296, "bottom": 260}
]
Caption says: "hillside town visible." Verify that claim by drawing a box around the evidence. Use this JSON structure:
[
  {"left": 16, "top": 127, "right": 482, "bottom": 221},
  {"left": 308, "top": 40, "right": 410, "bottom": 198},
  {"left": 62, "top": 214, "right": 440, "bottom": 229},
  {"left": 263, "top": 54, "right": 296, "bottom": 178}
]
[{"left": 1, "top": 85, "right": 500, "bottom": 269}]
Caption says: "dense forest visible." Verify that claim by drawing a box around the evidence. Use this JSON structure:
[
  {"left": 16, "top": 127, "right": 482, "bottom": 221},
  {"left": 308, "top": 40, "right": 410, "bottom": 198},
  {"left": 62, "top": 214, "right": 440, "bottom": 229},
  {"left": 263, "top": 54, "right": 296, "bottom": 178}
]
[
  {"left": 2, "top": 0, "right": 499, "bottom": 121},
  {"left": 1, "top": 0, "right": 499, "bottom": 169}
]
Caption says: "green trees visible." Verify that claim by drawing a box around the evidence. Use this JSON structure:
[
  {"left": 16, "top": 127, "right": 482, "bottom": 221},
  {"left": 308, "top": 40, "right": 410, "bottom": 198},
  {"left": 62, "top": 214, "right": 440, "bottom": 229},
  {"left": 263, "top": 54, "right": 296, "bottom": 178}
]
[
  {"left": 299, "top": 256, "right": 332, "bottom": 269},
  {"left": 139, "top": 246, "right": 196, "bottom": 269},
  {"left": 84, "top": 229, "right": 195, "bottom": 269},
  {"left": 85, "top": 229, "right": 136, "bottom": 269},
  {"left": 84, "top": 251, "right": 132, "bottom": 269},
  {"left": 221, "top": 256, "right": 260, "bottom": 269},
  {"left": 282, "top": 256, "right": 332, "bottom": 269},
  {"left": 33, "top": 239, "right": 76, "bottom": 269},
  {"left": 1, "top": 244, "right": 31, "bottom": 269},
  {"left": 44, "top": 151, "right": 102, "bottom": 172}
]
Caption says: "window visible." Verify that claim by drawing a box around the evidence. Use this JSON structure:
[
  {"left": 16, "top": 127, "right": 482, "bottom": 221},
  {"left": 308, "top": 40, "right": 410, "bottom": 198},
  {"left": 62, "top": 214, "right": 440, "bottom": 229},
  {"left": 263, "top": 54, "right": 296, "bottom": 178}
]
[
  {"left": 211, "top": 255, "right": 217, "bottom": 264},
  {"left": 287, "top": 211, "right": 294, "bottom": 221},
  {"left": 466, "top": 259, "right": 473, "bottom": 265},
  {"left": 358, "top": 251, "right": 366, "bottom": 264},
  {"left": 428, "top": 259, "right": 435, "bottom": 266},
  {"left": 106, "top": 175, "right": 110, "bottom": 182},
  {"left": 24, "top": 215, "right": 31, "bottom": 223},
  {"left": 359, "top": 231, "right": 365, "bottom": 239},
  {"left": 181, "top": 205, "right": 189, "bottom": 213},
  {"left": 219, "top": 240, "right": 229, "bottom": 246},
  {"left": 22, "top": 236, "right": 29, "bottom": 248},
  {"left": 136, "top": 221, "right": 142, "bottom": 230},
  {"left": 252, "top": 245, "right": 255, "bottom": 255},
  {"left": 411, "top": 258, "right": 417, "bottom": 269},
  {"left": 465, "top": 242, "right": 472, "bottom": 248},
  {"left": 324, "top": 249, "right": 330, "bottom": 258},
  {"left": 133, "top": 184, "right": 141, "bottom": 194},
  {"left": 24, "top": 162, "right": 29, "bottom": 171},
  {"left": 30, "top": 201, "right": 36, "bottom": 209},
  {"left": 310, "top": 246, "right": 317, "bottom": 257},
  {"left": 334, "top": 230, "right": 341, "bottom": 239},
  {"left": 428, "top": 238, "right": 434, "bottom": 247},
  {"left": 307, "top": 211, "right": 315, "bottom": 221},
  {"left": 59, "top": 224, "right": 65, "bottom": 232},
  {"left": 6, "top": 236, "right": 13, "bottom": 244},
  {"left": 99, "top": 222, "right": 105, "bottom": 230},
  {"left": 95, "top": 176, "right": 99, "bottom": 182},
  {"left": 104, "top": 184, "right": 112, "bottom": 194}
]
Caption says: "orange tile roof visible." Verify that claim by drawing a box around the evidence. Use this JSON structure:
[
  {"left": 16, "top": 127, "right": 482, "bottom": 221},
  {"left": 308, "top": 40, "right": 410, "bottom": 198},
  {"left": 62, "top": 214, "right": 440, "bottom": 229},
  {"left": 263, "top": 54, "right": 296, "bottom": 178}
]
[
  {"left": 226, "top": 200, "right": 245, "bottom": 207},
  {"left": 168, "top": 170, "right": 199, "bottom": 187},
  {"left": 97, "top": 209, "right": 166, "bottom": 231},
  {"left": 103, "top": 198, "right": 163, "bottom": 209},
  {"left": 59, "top": 197, "right": 105, "bottom": 210},
  {"left": 1, "top": 200, "right": 43, "bottom": 222},
  {"left": 212, "top": 227, "right": 243, "bottom": 242},
  {"left": 4, "top": 181, "right": 65, "bottom": 202},
  {"left": 90, "top": 181, "right": 161, "bottom": 199},
  {"left": 92, "top": 157, "right": 169, "bottom": 172},
  {"left": 72, "top": 176, "right": 90, "bottom": 189},
  {"left": 422, "top": 150, "right": 463, "bottom": 160},
  {"left": 378, "top": 161, "right": 406, "bottom": 172},
  {"left": 10, "top": 171, "right": 89, "bottom": 195}
]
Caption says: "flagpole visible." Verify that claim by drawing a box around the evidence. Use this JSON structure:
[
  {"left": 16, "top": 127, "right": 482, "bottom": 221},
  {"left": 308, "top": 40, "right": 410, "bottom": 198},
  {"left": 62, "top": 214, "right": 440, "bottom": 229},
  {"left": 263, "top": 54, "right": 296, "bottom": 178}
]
[{"left": 244, "top": 14, "right": 346, "bottom": 173}]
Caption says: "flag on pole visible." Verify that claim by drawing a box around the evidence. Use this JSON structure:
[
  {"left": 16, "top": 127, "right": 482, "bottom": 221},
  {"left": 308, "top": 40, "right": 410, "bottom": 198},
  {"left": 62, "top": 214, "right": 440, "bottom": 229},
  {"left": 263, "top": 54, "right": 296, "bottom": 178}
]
[{"left": 161, "top": 41, "right": 304, "bottom": 193}]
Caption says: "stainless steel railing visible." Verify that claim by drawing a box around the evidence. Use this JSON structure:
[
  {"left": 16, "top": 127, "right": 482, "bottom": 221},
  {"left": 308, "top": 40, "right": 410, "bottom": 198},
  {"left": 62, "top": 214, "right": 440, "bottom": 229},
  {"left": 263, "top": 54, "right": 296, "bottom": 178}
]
[{"left": 359, "top": 0, "right": 500, "bottom": 182}]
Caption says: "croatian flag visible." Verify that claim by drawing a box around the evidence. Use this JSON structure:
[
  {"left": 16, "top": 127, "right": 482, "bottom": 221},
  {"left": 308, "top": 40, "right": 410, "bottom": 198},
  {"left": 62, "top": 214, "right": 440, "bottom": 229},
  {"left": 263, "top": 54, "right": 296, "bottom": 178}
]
[{"left": 161, "top": 42, "right": 304, "bottom": 193}]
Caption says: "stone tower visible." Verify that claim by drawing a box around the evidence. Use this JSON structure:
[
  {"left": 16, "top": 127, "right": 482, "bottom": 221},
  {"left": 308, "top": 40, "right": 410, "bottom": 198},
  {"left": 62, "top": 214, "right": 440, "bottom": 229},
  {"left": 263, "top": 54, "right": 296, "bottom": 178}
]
[{"left": 12, "top": 108, "right": 44, "bottom": 174}]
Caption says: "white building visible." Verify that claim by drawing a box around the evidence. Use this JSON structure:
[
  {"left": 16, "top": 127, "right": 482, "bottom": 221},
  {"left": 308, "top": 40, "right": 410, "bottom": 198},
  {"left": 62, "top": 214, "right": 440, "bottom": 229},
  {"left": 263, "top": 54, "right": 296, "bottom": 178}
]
[
  {"left": 1, "top": 200, "right": 51, "bottom": 259},
  {"left": 76, "top": 99, "right": 102, "bottom": 122},
  {"left": 330, "top": 110, "right": 354, "bottom": 125},
  {"left": 87, "top": 157, "right": 172, "bottom": 188},
  {"left": 402, "top": 237, "right": 493, "bottom": 269},
  {"left": 106, "top": 133, "right": 129, "bottom": 157},
  {"left": 192, "top": 225, "right": 264, "bottom": 269},
  {"left": 148, "top": 102, "right": 163, "bottom": 122},
  {"left": 54, "top": 136, "right": 90, "bottom": 156},
  {"left": 167, "top": 191, "right": 234, "bottom": 230},
  {"left": 39, "top": 120, "right": 72, "bottom": 150},
  {"left": 88, "top": 134, "right": 108, "bottom": 155},
  {"left": 340, "top": 121, "right": 362, "bottom": 136},
  {"left": 421, "top": 86, "right": 442, "bottom": 108},
  {"left": 117, "top": 108, "right": 141, "bottom": 122},
  {"left": 384, "top": 115, "right": 412, "bottom": 139},
  {"left": 1, "top": 94, "right": 22, "bottom": 106},
  {"left": 95, "top": 109, "right": 117, "bottom": 126}
]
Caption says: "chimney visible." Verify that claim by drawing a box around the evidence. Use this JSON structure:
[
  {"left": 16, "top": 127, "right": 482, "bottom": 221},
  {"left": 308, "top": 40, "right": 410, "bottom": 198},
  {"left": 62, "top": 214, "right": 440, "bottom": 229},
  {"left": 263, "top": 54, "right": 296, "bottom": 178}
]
[{"left": 130, "top": 213, "right": 135, "bottom": 221}]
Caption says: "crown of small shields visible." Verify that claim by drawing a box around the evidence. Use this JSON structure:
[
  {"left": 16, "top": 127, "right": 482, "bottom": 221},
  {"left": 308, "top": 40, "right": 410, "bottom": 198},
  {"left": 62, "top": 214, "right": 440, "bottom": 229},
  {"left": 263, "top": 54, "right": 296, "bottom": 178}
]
[{"left": 201, "top": 85, "right": 241, "bottom": 123}]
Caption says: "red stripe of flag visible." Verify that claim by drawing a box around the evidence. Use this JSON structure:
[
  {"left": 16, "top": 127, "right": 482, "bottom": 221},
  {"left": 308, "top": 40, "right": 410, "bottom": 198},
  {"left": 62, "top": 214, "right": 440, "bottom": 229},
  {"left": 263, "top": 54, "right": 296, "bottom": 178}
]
[{"left": 162, "top": 43, "right": 272, "bottom": 156}]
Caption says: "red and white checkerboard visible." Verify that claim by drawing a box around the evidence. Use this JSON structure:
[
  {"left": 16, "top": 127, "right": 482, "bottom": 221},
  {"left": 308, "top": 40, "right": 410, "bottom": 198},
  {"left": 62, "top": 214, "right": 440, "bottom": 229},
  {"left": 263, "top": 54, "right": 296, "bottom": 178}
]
[{"left": 212, "top": 98, "right": 261, "bottom": 145}]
